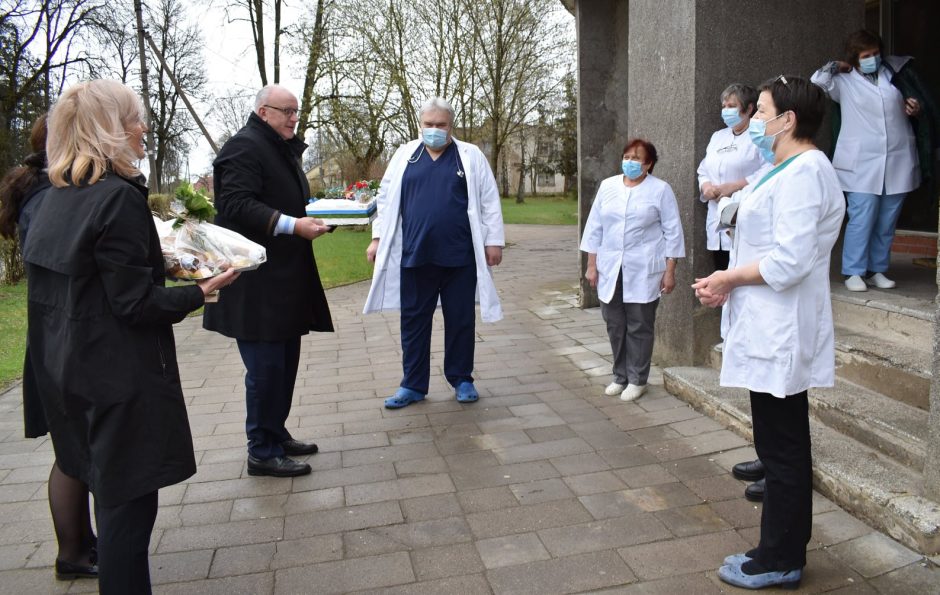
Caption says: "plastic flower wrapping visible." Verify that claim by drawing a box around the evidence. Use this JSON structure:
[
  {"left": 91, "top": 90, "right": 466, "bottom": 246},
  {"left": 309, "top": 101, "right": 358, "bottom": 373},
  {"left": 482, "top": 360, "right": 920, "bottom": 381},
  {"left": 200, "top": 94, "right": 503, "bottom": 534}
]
[{"left": 154, "top": 182, "right": 266, "bottom": 280}]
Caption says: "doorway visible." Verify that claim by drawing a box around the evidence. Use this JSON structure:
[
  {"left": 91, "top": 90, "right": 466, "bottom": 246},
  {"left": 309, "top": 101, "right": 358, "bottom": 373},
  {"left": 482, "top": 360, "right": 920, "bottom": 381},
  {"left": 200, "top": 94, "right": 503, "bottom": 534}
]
[{"left": 867, "top": 0, "right": 940, "bottom": 232}]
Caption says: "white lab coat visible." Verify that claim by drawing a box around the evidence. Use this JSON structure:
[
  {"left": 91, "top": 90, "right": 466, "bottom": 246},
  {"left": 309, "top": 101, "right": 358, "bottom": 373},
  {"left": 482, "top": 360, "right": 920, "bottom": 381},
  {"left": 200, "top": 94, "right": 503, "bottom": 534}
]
[
  {"left": 363, "top": 138, "right": 505, "bottom": 322},
  {"left": 811, "top": 56, "right": 919, "bottom": 194},
  {"left": 580, "top": 174, "right": 685, "bottom": 304},
  {"left": 697, "top": 127, "right": 770, "bottom": 250},
  {"left": 721, "top": 150, "right": 845, "bottom": 398}
]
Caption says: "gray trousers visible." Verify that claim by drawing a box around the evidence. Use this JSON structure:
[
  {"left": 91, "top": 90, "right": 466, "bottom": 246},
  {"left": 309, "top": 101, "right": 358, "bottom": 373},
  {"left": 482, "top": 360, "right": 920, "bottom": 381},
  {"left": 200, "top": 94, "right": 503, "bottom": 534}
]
[{"left": 600, "top": 276, "right": 659, "bottom": 386}]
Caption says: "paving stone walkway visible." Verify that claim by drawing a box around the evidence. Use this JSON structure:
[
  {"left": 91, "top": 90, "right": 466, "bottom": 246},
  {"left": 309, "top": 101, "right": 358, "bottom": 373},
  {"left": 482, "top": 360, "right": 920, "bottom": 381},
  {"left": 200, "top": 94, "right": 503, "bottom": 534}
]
[{"left": 0, "top": 224, "right": 938, "bottom": 594}]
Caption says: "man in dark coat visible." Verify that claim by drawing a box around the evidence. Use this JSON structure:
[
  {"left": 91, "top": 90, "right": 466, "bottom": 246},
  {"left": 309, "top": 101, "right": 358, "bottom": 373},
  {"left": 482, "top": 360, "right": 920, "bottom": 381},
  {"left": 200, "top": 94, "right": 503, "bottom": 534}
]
[{"left": 203, "top": 84, "right": 334, "bottom": 477}]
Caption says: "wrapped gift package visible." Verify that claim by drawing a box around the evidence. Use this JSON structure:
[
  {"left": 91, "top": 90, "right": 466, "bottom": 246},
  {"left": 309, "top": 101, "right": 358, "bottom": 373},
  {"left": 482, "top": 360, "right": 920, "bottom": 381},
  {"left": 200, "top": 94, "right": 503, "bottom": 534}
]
[
  {"left": 306, "top": 198, "right": 377, "bottom": 225},
  {"left": 154, "top": 217, "right": 267, "bottom": 280}
]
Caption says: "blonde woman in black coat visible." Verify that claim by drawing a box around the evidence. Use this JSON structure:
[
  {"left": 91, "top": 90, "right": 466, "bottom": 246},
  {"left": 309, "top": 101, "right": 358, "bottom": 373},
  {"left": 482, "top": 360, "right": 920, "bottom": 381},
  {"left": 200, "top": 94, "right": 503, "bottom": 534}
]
[{"left": 22, "top": 80, "right": 238, "bottom": 594}]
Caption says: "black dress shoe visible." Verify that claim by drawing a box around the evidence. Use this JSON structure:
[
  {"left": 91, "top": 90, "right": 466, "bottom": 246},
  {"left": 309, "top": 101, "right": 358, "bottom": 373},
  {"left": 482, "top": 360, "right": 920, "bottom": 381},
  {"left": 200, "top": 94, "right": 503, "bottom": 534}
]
[
  {"left": 745, "top": 478, "right": 765, "bottom": 502},
  {"left": 55, "top": 558, "right": 98, "bottom": 580},
  {"left": 280, "top": 439, "right": 319, "bottom": 456},
  {"left": 732, "top": 459, "right": 765, "bottom": 481},
  {"left": 247, "top": 455, "right": 312, "bottom": 477}
]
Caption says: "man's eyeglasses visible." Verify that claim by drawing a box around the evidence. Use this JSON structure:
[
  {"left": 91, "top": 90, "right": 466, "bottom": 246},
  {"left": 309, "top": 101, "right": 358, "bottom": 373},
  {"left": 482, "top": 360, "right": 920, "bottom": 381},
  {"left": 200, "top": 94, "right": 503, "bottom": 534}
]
[{"left": 264, "top": 105, "right": 299, "bottom": 117}]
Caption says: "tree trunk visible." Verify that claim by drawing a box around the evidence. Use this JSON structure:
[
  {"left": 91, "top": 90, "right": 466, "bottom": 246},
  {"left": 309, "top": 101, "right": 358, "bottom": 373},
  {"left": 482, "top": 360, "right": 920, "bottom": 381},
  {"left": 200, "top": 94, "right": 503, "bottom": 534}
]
[{"left": 273, "top": 0, "right": 281, "bottom": 83}]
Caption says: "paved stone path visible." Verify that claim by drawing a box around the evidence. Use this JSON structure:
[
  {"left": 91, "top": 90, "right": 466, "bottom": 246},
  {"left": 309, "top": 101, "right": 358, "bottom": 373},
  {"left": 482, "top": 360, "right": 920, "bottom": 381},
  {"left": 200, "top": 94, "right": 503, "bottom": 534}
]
[{"left": 0, "top": 225, "right": 937, "bottom": 594}]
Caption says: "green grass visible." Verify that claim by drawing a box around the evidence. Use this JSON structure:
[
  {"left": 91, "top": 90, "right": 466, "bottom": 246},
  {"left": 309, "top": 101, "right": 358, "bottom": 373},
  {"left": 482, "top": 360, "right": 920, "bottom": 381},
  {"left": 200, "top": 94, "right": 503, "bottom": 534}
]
[
  {"left": 0, "top": 196, "right": 576, "bottom": 386},
  {"left": 0, "top": 283, "right": 27, "bottom": 389},
  {"left": 500, "top": 194, "right": 579, "bottom": 225}
]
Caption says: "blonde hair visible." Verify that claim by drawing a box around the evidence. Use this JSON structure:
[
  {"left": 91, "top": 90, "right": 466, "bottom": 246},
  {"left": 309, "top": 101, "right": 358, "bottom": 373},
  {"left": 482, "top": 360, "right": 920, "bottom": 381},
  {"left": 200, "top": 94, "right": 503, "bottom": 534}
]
[{"left": 47, "top": 80, "right": 146, "bottom": 187}]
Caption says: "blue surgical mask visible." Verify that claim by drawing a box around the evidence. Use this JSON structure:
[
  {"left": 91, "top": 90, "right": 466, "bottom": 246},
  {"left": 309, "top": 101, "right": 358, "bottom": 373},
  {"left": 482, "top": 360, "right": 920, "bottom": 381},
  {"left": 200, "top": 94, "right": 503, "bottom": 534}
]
[
  {"left": 422, "top": 127, "right": 448, "bottom": 149},
  {"left": 748, "top": 112, "right": 787, "bottom": 162},
  {"left": 622, "top": 159, "right": 644, "bottom": 180},
  {"left": 859, "top": 55, "right": 881, "bottom": 74},
  {"left": 721, "top": 108, "right": 742, "bottom": 128}
]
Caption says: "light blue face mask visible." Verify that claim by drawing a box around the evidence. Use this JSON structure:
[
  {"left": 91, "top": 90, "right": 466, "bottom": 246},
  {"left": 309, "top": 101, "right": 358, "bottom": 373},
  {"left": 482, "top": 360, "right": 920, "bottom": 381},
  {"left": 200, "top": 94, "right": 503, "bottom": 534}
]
[
  {"left": 859, "top": 54, "right": 881, "bottom": 74},
  {"left": 748, "top": 112, "right": 787, "bottom": 163},
  {"left": 622, "top": 159, "right": 644, "bottom": 180},
  {"left": 721, "top": 107, "right": 742, "bottom": 128},
  {"left": 422, "top": 127, "right": 448, "bottom": 149}
]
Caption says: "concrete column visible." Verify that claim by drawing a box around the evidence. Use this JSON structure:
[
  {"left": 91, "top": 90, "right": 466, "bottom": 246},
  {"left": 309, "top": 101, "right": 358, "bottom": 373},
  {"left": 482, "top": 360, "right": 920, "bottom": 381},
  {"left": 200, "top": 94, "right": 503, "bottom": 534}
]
[
  {"left": 574, "top": 0, "right": 630, "bottom": 309},
  {"left": 575, "top": 0, "right": 861, "bottom": 364},
  {"left": 924, "top": 214, "right": 940, "bottom": 499}
]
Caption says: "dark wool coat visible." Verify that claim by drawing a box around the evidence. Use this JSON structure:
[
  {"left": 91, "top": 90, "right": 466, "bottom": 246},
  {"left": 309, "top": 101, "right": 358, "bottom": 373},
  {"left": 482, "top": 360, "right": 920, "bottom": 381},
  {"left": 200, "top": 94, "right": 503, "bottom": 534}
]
[
  {"left": 23, "top": 173, "right": 204, "bottom": 507},
  {"left": 202, "top": 112, "right": 334, "bottom": 341},
  {"left": 17, "top": 172, "right": 52, "bottom": 438}
]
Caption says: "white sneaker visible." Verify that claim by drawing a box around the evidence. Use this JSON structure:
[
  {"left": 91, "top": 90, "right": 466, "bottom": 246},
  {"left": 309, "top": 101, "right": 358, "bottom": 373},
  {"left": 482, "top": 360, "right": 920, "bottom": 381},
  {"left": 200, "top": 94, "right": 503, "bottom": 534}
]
[
  {"left": 620, "top": 384, "right": 647, "bottom": 402},
  {"left": 604, "top": 382, "right": 626, "bottom": 396},
  {"left": 868, "top": 272, "right": 896, "bottom": 289},
  {"left": 844, "top": 275, "right": 867, "bottom": 292}
]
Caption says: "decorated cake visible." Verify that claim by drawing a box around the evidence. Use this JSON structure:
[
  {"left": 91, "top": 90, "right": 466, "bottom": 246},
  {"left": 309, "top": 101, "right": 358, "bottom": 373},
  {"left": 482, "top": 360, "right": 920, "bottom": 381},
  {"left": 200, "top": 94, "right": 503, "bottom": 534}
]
[{"left": 306, "top": 198, "right": 377, "bottom": 225}]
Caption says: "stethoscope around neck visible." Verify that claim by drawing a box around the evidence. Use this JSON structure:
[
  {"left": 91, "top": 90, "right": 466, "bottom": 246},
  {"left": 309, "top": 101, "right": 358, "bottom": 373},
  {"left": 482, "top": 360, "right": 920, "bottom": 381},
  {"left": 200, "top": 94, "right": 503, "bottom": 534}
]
[{"left": 407, "top": 142, "right": 465, "bottom": 178}]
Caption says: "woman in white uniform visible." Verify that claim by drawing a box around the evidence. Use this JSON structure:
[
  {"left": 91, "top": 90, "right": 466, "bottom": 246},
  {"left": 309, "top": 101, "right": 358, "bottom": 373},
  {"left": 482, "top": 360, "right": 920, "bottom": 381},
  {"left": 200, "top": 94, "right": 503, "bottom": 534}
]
[
  {"left": 811, "top": 29, "right": 923, "bottom": 292},
  {"left": 693, "top": 76, "right": 845, "bottom": 590},
  {"left": 581, "top": 139, "right": 685, "bottom": 403},
  {"left": 697, "top": 83, "right": 771, "bottom": 270}
]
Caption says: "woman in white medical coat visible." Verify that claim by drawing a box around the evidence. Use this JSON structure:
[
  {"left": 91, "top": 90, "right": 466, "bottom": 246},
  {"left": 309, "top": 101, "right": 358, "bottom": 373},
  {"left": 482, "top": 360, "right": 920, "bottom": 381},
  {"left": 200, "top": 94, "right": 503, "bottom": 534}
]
[
  {"left": 697, "top": 83, "right": 770, "bottom": 270},
  {"left": 693, "top": 76, "right": 845, "bottom": 590},
  {"left": 811, "top": 29, "right": 922, "bottom": 292},
  {"left": 581, "top": 139, "right": 685, "bottom": 403}
]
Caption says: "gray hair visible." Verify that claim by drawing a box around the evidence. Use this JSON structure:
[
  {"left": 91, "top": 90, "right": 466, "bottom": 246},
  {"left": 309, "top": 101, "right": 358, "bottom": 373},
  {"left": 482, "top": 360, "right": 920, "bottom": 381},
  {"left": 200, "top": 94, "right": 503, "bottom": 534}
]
[
  {"left": 254, "top": 84, "right": 292, "bottom": 111},
  {"left": 720, "top": 83, "right": 758, "bottom": 117},
  {"left": 418, "top": 97, "right": 455, "bottom": 125}
]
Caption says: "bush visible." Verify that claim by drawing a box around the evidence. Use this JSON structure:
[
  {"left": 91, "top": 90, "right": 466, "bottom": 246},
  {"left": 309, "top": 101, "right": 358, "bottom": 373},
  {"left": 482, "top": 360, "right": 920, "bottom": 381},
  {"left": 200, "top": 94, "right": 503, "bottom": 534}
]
[{"left": 149, "top": 193, "right": 173, "bottom": 219}]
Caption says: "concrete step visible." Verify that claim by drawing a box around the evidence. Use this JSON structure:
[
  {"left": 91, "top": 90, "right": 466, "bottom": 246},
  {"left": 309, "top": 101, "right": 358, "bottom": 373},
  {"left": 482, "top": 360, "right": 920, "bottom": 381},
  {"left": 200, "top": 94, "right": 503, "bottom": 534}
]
[
  {"left": 829, "top": 284, "right": 934, "bottom": 347},
  {"left": 708, "top": 342, "right": 928, "bottom": 468},
  {"left": 663, "top": 366, "right": 940, "bottom": 555},
  {"left": 834, "top": 324, "right": 931, "bottom": 411}
]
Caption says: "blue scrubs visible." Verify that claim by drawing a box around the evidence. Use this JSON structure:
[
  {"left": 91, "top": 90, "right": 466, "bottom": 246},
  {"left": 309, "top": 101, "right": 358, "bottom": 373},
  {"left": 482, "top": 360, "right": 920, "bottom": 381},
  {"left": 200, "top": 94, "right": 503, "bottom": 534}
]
[{"left": 399, "top": 143, "right": 476, "bottom": 394}]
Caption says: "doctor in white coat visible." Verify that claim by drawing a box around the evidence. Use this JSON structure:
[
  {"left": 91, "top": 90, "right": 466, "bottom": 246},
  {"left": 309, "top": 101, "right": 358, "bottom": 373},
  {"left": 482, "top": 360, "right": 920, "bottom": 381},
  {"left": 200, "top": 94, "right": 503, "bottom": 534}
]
[
  {"left": 581, "top": 138, "right": 685, "bottom": 403},
  {"left": 364, "top": 97, "right": 504, "bottom": 409},
  {"left": 697, "top": 83, "right": 771, "bottom": 271},
  {"left": 694, "top": 76, "right": 845, "bottom": 590},
  {"left": 811, "top": 29, "right": 921, "bottom": 292}
]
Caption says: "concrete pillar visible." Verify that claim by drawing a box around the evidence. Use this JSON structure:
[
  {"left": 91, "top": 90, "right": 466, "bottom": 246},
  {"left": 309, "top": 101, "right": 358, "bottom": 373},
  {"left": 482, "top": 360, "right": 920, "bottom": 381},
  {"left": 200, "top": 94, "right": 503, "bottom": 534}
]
[
  {"left": 574, "top": 0, "right": 862, "bottom": 365},
  {"left": 574, "top": 0, "right": 630, "bottom": 309},
  {"left": 924, "top": 214, "right": 940, "bottom": 499}
]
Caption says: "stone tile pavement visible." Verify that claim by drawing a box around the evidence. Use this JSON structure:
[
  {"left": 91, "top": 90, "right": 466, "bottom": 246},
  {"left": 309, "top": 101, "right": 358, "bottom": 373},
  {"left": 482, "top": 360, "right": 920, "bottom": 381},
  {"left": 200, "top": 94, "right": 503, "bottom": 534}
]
[{"left": 0, "top": 224, "right": 937, "bottom": 594}]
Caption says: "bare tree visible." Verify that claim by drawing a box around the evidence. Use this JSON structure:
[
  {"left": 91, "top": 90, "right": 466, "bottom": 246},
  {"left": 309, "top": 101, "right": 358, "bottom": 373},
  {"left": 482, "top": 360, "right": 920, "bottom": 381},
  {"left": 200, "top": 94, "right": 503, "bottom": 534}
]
[
  {"left": 87, "top": 2, "right": 137, "bottom": 82},
  {"left": 0, "top": 0, "right": 100, "bottom": 170},
  {"left": 146, "top": 0, "right": 207, "bottom": 190},
  {"left": 467, "top": 0, "right": 571, "bottom": 178}
]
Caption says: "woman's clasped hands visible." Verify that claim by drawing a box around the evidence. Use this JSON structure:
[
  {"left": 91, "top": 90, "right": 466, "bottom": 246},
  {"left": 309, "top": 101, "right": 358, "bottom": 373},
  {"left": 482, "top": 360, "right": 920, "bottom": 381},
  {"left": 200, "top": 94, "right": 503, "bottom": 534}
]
[{"left": 691, "top": 271, "right": 731, "bottom": 308}]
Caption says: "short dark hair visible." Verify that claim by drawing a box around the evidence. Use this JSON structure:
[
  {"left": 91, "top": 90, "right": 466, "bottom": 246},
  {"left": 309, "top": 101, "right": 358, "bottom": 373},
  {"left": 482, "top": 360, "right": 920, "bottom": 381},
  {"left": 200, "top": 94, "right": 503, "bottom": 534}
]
[
  {"left": 844, "top": 30, "right": 883, "bottom": 67},
  {"left": 621, "top": 138, "right": 659, "bottom": 174},
  {"left": 758, "top": 76, "right": 827, "bottom": 141},
  {"left": 721, "top": 83, "right": 758, "bottom": 117}
]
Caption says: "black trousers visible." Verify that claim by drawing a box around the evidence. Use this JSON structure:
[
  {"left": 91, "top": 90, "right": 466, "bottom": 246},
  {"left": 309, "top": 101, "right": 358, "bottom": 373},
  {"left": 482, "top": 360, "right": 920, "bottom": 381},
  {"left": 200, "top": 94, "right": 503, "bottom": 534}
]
[
  {"left": 236, "top": 337, "right": 301, "bottom": 459},
  {"left": 750, "top": 390, "right": 812, "bottom": 570},
  {"left": 95, "top": 490, "right": 158, "bottom": 595}
]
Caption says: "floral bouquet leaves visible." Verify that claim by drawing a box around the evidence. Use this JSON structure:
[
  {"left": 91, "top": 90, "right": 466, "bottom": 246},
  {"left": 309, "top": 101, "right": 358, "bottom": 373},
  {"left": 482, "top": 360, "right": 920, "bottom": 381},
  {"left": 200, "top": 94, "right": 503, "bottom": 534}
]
[{"left": 155, "top": 183, "right": 266, "bottom": 280}]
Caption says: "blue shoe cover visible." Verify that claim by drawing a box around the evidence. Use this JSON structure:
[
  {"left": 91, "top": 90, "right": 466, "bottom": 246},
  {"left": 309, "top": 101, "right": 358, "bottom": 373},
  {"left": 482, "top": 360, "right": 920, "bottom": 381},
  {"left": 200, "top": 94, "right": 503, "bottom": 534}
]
[{"left": 384, "top": 387, "right": 425, "bottom": 409}]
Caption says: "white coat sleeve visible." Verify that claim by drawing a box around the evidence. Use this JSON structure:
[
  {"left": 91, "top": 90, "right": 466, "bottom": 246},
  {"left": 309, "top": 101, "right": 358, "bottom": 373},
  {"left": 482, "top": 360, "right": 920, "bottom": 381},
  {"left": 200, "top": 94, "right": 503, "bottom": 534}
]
[
  {"left": 810, "top": 63, "right": 841, "bottom": 102},
  {"left": 476, "top": 151, "right": 505, "bottom": 246},
  {"left": 758, "top": 168, "right": 825, "bottom": 291},
  {"left": 696, "top": 134, "right": 719, "bottom": 200},
  {"left": 371, "top": 145, "right": 406, "bottom": 239},
  {"left": 660, "top": 184, "right": 686, "bottom": 258},
  {"left": 579, "top": 186, "right": 604, "bottom": 254}
]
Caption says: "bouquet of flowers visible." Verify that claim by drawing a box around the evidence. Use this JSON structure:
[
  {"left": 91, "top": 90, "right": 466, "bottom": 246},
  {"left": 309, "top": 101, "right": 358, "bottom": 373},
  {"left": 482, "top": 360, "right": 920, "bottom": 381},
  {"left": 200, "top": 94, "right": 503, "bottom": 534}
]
[
  {"left": 343, "top": 180, "right": 380, "bottom": 203},
  {"left": 155, "top": 182, "right": 266, "bottom": 280}
]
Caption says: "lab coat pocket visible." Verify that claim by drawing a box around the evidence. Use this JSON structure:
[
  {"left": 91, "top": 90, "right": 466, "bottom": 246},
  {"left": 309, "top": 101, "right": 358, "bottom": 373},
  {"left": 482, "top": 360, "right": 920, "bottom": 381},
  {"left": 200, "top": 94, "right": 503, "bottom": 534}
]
[
  {"left": 647, "top": 245, "right": 666, "bottom": 275},
  {"left": 832, "top": 139, "right": 859, "bottom": 172},
  {"left": 740, "top": 294, "right": 793, "bottom": 370},
  {"left": 739, "top": 205, "right": 772, "bottom": 247}
]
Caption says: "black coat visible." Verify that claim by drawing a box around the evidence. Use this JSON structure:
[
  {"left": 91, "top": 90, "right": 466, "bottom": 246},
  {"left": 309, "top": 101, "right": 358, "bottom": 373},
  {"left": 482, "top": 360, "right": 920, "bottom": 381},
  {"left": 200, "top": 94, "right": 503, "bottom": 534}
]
[
  {"left": 202, "top": 112, "right": 333, "bottom": 341},
  {"left": 23, "top": 173, "right": 204, "bottom": 507},
  {"left": 17, "top": 172, "right": 52, "bottom": 438}
]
